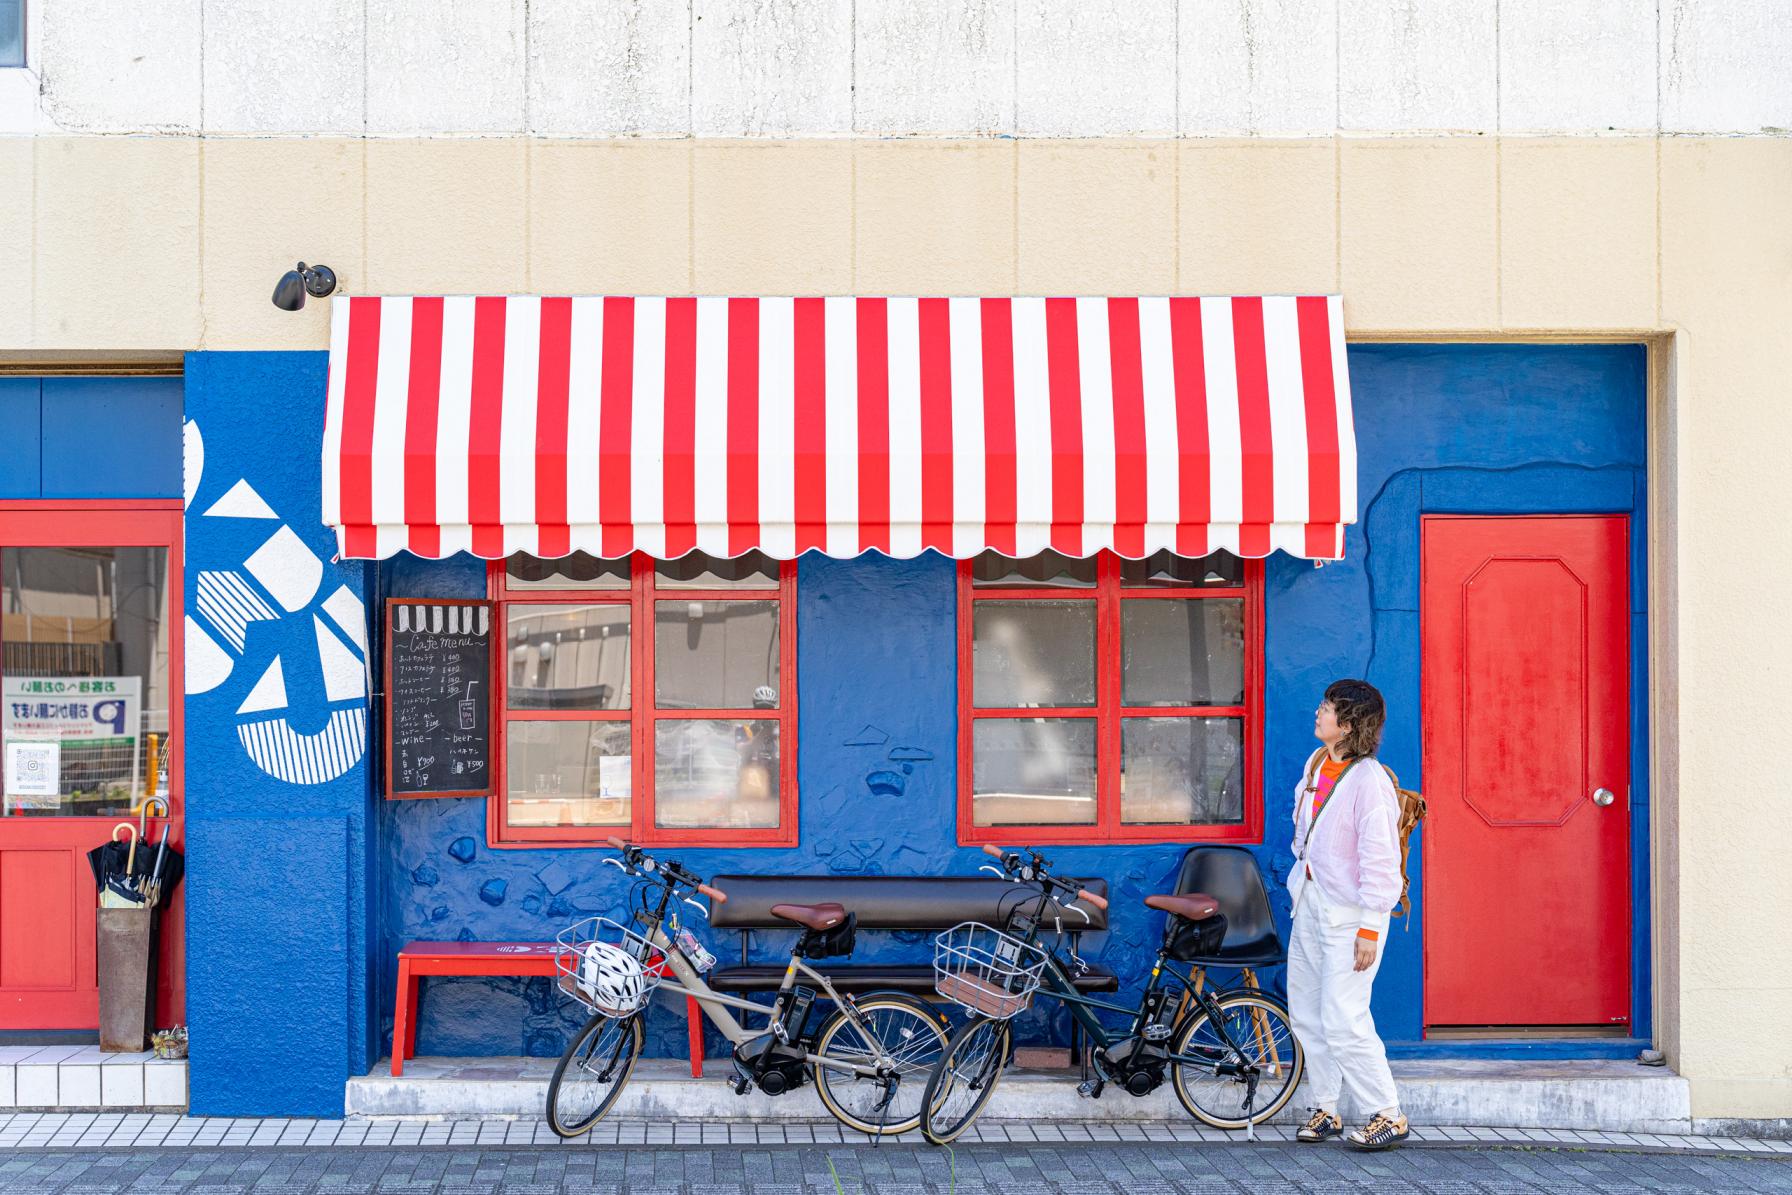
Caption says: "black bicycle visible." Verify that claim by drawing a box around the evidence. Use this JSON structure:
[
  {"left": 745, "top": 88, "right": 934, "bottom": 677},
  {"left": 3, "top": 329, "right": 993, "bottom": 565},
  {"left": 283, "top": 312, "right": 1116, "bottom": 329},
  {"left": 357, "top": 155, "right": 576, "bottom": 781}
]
[{"left": 920, "top": 844, "right": 1303, "bottom": 1143}]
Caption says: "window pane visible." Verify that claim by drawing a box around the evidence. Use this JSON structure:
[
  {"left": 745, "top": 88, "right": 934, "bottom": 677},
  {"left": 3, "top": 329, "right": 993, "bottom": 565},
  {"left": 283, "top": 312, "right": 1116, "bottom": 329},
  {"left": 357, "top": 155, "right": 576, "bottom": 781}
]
[
  {"left": 506, "top": 552, "right": 629, "bottom": 590},
  {"left": 654, "top": 600, "right": 778, "bottom": 709},
  {"left": 1121, "top": 717, "right": 1244, "bottom": 825},
  {"left": 2, "top": 547, "right": 170, "bottom": 818},
  {"left": 1122, "top": 598, "right": 1244, "bottom": 706},
  {"left": 971, "top": 719, "right": 1097, "bottom": 826},
  {"left": 655, "top": 550, "right": 779, "bottom": 589},
  {"left": 654, "top": 719, "right": 779, "bottom": 828},
  {"left": 971, "top": 550, "right": 1096, "bottom": 588},
  {"left": 973, "top": 601, "right": 1096, "bottom": 708},
  {"left": 0, "top": 0, "right": 20, "bottom": 68},
  {"left": 506, "top": 720, "right": 631, "bottom": 827},
  {"left": 506, "top": 604, "right": 631, "bottom": 710},
  {"left": 1120, "top": 550, "right": 1244, "bottom": 588}
]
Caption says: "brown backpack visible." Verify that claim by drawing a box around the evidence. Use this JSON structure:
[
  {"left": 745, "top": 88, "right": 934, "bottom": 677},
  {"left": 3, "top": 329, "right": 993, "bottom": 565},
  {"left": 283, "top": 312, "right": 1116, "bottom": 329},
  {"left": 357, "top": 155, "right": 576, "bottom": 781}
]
[{"left": 1301, "top": 751, "right": 1427, "bottom": 920}]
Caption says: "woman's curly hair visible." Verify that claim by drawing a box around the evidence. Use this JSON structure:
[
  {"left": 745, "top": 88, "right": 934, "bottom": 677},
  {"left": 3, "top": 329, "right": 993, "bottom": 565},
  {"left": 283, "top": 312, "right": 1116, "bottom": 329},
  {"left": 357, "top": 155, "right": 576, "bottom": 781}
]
[{"left": 1325, "top": 679, "right": 1386, "bottom": 760}]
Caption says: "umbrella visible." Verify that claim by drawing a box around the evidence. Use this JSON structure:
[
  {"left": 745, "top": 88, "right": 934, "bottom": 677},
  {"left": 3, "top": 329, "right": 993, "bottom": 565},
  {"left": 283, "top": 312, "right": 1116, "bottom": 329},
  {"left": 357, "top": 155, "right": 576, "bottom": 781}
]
[{"left": 86, "top": 822, "right": 185, "bottom": 909}]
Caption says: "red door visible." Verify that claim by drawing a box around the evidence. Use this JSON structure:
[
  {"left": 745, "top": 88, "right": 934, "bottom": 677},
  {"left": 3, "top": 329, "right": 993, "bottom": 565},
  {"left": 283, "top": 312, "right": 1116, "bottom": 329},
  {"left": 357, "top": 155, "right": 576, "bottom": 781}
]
[
  {"left": 1422, "top": 515, "right": 1630, "bottom": 1029},
  {"left": 0, "top": 504, "right": 184, "bottom": 1029}
]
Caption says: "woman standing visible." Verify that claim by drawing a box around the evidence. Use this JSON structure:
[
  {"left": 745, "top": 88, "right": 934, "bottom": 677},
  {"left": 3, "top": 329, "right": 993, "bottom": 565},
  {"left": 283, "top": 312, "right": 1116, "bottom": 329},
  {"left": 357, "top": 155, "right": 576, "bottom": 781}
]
[{"left": 1287, "top": 679, "right": 1410, "bottom": 1151}]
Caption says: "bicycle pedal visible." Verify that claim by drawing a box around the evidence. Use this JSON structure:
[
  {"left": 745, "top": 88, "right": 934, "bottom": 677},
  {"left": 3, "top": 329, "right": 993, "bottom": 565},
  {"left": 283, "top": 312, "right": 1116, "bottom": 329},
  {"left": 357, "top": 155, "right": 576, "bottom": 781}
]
[{"left": 1076, "top": 1079, "right": 1105, "bottom": 1099}]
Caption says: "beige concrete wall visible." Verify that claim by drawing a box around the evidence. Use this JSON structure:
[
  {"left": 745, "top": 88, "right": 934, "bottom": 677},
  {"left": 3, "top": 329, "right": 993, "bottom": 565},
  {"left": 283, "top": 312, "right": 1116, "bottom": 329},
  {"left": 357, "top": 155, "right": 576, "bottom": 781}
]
[{"left": 3, "top": 133, "right": 1788, "bottom": 1122}]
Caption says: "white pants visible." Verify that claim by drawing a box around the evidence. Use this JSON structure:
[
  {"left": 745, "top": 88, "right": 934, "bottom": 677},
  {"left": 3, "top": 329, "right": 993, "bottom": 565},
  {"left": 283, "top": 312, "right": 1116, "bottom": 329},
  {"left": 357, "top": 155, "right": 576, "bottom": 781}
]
[{"left": 1287, "top": 883, "right": 1399, "bottom": 1117}]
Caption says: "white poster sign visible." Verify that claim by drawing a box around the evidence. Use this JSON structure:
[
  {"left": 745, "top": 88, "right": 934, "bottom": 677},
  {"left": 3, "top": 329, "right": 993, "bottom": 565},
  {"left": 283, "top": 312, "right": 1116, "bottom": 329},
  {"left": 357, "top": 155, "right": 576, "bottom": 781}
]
[
  {"left": 2, "top": 677, "right": 142, "bottom": 800},
  {"left": 4, "top": 741, "right": 61, "bottom": 809}
]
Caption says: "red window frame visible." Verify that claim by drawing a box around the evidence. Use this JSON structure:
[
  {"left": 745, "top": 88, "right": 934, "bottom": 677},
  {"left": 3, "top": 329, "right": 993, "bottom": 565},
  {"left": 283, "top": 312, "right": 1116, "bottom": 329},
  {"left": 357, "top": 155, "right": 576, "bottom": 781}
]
[
  {"left": 487, "top": 554, "right": 799, "bottom": 849},
  {"left": 956, "top": 552, "right": 1263, "bottom": 846}
]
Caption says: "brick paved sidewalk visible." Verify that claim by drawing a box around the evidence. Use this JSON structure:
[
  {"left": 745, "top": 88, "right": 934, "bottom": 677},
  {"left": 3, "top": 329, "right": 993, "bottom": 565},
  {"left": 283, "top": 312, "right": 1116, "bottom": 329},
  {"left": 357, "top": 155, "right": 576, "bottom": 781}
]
[
  {"left": 0, "top": 1112, "right": 1787, "bottom": 1156},
  {"left": 0, "top": 1139, "right": 1787, "bottom": 1193}
]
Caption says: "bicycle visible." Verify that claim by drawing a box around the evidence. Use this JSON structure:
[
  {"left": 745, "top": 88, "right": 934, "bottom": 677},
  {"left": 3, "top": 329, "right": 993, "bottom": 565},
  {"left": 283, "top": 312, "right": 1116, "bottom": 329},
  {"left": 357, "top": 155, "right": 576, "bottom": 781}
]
[
  {"left": 920, "top": 844, "right": 1304, "bottom": 1144},
  {"left": 546, "top": 838, "right": 949, "bottom": 1139}
]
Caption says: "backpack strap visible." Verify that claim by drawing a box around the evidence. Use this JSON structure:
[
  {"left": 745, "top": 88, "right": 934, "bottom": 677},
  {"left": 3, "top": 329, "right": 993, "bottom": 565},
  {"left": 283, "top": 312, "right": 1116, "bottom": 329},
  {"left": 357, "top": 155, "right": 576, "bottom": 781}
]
[{"left": 1297, "top": 754, "right": 1360, "bottom": 860}]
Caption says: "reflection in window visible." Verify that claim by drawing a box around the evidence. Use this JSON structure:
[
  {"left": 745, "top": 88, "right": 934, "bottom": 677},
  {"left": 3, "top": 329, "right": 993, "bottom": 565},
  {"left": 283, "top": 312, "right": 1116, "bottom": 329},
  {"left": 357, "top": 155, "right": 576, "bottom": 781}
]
[
  {"left": 1121, "top": 718, "right": 1244, "bottom": 825},
  {"left": 505, "top": 720, "right": 632, "bottom": 827},
  {"left": 506, "top": 604, "right": 631, "bottom": 710},
  {"left": 971, "top": 550, "right": 1097, "bottom": 588},
  {"left": 971, "top": 718, "right": 1098, "bottom": 826},
  {"left": 1122, "top": 599, "right": 1245, "bottom": 706},
  {"left": 656, "top": 551, "right": 780, "bottom": 589},
  {"left": 2, "top": 547, "right": 170, "bottom": 817},
  {"left": 972, "top": 601, "right": 1096, "bottom": 708},
  {"left": 1119, "top": 550, "right": 1243, "bottom": 588},
  {"left": 505, "top": 552, "right": 629, "bottom": 590},
  {"left": 654, "top": 600, "right": 778, "bottom": 710},
  {"left": 654, "top": 719, "right": 779, "bottom": 828}
]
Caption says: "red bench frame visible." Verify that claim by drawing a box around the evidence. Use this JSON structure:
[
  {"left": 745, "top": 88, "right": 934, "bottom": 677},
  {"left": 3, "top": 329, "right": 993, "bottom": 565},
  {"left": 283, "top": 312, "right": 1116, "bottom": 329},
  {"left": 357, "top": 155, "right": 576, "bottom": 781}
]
[{"left": 391, "top": 941, "right": 706, "bottom": 1077}]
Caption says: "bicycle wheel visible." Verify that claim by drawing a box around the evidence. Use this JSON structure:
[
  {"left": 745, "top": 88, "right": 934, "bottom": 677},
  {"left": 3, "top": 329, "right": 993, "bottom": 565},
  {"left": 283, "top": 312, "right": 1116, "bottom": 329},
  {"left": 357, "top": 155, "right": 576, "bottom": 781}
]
[
  {"left": 1169, "top": 991, "right": 1303, "bottom": 1129},
  {"left": 920, "top": 1015, "right": 1011, "bottom": 1145},
  {"left": 545, "top": 1011, "right": 644, "bottom": 1138},
  {"left": 811, "top": 993, "right": 948, "bottom": 1136}
]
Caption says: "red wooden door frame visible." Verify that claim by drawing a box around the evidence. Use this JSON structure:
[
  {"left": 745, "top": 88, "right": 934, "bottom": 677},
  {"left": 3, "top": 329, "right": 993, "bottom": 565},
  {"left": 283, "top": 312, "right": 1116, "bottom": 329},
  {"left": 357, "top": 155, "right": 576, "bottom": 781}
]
[
  {"left": 0, "top": 501, "right": 185, "bottom": 1030},
  {"left": 1420, "top": 514, "right": 1630, "bottom": 1030}
]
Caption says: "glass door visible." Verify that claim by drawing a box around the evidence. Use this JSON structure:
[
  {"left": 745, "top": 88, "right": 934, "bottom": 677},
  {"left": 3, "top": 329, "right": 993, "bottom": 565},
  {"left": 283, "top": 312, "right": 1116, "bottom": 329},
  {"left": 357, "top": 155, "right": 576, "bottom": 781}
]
[{"left": 0, "top": 505, "right": 183, "bottom": 1029}]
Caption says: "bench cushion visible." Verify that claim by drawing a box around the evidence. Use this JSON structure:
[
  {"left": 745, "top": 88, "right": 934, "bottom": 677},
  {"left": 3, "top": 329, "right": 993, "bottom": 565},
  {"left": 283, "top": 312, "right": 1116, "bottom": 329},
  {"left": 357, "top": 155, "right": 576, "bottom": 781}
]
[
  {"left": 705, "top": 962, "right": 1119, "bottom": 994},
  {"left": 707, "top": 875, "right": 1109, "bottom": 932}
]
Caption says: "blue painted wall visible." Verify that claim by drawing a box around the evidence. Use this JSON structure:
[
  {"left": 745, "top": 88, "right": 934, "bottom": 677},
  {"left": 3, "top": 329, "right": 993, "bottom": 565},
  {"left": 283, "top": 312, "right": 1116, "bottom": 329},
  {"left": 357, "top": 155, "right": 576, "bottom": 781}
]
[
  {"left": 0, "top": 376, "right": 182, "bottom": 498},
  {"left": 182, "top": 353, "right": 378, "bottom": 1116},
  {"left": 177, "top": 343, "right": 1649, "bottom": 1114},
  {"left": 374, "top": 343, "right": 1650, "bottom": 1065}
]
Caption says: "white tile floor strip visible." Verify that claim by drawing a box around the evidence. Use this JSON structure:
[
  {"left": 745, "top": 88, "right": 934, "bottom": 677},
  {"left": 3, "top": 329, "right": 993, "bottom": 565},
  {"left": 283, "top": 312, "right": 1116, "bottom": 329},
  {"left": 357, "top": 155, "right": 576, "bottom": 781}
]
[{"left": 0, "top": 1112, "right": 1779, "bottom": 1154}]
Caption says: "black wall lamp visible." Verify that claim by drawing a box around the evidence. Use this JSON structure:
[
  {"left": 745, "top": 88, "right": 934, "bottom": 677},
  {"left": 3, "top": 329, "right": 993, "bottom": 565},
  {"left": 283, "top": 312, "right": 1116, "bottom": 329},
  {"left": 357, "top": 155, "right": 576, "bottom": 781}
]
[{"left": 272, "top": 262, "right": 338, "bottom": 311}]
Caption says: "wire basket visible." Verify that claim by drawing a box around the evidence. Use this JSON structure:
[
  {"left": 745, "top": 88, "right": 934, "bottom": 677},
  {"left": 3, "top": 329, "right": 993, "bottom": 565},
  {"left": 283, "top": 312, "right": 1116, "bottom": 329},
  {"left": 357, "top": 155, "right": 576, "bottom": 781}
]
[
  {"left": 933, "top": 921, "right": 1048, "bottom": 1020},
  {"left": 553, "top": 917, "right": 669, "bottom": 1017}
]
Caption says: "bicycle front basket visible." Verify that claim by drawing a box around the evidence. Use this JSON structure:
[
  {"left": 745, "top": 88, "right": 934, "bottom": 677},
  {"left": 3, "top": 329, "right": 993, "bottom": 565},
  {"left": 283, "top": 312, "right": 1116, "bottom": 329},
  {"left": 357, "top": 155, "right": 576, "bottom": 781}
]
[
  {"left": 553, "top": 916, "right": 668, "bottom": 1016},
  {"left": 933, "top": 921, "right": 1048, "bottom": 1020}
]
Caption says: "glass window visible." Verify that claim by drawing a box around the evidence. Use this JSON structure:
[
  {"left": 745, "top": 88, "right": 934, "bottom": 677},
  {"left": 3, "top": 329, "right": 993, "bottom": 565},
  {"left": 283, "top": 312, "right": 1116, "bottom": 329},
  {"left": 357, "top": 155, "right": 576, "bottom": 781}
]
[
  {"left": 0, "top": 0, "right": 21, "bottom": 69},
  {"left": 505, "top": 720, "right": 632, "bottom": 828},
  {"left": 971, "top": 601, "right": 1096, "bottom": 708},
  {"left": 505, "top": 552, "right": 629, "bottom": 591},
  {"left": 655, "top": 551, "right": 779, "bottom": 589},
  {"left": 2, "top": 546, "right": 171, "bottom": 818},
  {"left": 971, "top": 550, "right": 1097, "bottom": 588},
  {"left": 506, "top": 603, "right": 631, "bottom": 710},
  {"left": 960, "top": 551, "right": 1259, "bottom": 843},
  {"left": 653, "top": 600, "right": 779, "bottom": 710},
  {"left": 1121, "top": 717, "right": 1244, "bottom": 825},
  {"left": 1121, "top": 599, "right": 1245, "bottom": 706},
  {"left": 495, "top": 551, "right": 793, "bottom": 846},
  {"left": 970, "top": 719, "right": 1098, "bottom": 827},
  {"left": 653, "top": 719, "right": 780, "bottom": 829}
]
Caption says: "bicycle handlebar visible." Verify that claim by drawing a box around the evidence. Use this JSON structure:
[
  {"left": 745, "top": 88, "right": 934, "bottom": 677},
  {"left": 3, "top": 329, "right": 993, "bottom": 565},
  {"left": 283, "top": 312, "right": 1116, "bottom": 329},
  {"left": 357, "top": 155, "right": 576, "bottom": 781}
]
[
  {"left": 979, "top": 843, "right": 1106, "bottom": 911},
  {"left": 605, "top": 837, "right": 725, "bottom": 903},
  {"left": 696, "top": 883, "right": 728, "bottom": 904}
]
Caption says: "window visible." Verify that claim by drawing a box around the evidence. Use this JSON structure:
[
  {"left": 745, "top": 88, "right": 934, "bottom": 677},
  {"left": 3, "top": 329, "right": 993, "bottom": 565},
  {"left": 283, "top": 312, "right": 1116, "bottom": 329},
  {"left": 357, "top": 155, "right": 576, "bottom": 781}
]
[
  {"left": 958, "top": 549, "right": 1261, "bottom": 844},
  {"left": 0, "top": 0, "right": 21, "bottom": 68},
  {"left": 490, "top": 551, "right": 797, "bottom": 847}
]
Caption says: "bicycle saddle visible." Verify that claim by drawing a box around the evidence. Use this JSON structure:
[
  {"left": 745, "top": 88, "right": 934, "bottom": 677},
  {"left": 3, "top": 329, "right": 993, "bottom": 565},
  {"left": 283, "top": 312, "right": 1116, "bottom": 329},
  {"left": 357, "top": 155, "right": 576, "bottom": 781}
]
[
  {"left": 1144, "top": 892, "right": 1221, "bottom": 920},
  {"left": 770, "top": 902, "right": 848, "bottom": 931}
]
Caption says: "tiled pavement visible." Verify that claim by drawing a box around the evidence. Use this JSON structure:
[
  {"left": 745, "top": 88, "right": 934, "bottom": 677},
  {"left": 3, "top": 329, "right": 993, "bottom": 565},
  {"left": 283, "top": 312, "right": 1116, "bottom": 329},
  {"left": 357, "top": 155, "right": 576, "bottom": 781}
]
[
  {"left": 0, "top": 1112, "right": 1787, "bottom": 1154},
  {"left": 0, "top": 1138, "right": 1786, "bottom": 1193}
]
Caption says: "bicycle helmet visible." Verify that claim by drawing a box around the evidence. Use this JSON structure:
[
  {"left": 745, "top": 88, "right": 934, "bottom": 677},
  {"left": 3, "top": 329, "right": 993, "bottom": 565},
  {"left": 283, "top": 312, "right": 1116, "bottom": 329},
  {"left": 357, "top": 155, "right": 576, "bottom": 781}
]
[
  {"left": 578, "top": 941, "right": 649, "bottom": 1015},
  {"left": 752, "top": 685, "right": 777, "bottom": 709}
]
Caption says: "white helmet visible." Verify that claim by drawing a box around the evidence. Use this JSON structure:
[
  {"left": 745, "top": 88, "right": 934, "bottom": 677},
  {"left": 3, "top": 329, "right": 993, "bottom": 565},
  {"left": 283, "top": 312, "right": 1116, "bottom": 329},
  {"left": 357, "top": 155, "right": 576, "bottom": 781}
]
[
  {"left": 753, "top": 685, "right": 777, "bottom": 708},
  {"left": 578, "top": 941, "right": 649, "bottom": 1015}
]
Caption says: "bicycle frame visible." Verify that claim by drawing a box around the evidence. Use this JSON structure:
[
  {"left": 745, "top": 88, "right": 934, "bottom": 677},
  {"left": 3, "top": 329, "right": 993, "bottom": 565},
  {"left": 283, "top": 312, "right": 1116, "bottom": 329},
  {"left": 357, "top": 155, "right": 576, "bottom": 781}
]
[{"left": 632, "top": 907, "right": 891, "bottom": 1081}]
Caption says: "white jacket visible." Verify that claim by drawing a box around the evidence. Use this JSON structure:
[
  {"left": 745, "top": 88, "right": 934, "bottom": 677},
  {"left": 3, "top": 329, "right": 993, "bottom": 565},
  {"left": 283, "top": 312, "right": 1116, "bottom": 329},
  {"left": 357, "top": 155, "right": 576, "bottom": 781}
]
[{"left": 1287, "top": 749, "right": 1403, "bottom": 935}]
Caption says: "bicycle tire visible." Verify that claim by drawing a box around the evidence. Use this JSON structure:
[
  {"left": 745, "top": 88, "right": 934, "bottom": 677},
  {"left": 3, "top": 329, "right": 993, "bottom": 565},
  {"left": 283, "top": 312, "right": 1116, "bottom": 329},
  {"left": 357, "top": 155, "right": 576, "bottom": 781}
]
[
  {"left": 1169, "top": 991, "right": 1303, "bottom": 1129},
  {"left": 920, "top": 1016, "right": 1011, "bottom": 1145},
  {"left": 810, "top": 992, "right": 948, "bottom": 1136},
  {"left": 545, "top": 1011, "right": 644, "bottom": 1138}
]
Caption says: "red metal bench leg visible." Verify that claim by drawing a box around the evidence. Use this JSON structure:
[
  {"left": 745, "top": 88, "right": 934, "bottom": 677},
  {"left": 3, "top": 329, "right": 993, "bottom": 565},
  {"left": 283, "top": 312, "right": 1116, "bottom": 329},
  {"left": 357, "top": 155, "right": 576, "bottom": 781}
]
[
  {"left": 405, "top": 972, "right": 422, "bottom": 1063},
  {"left": 687, "top": 996, "right": 704, "bottom": 1078},
  {"left": 391, "top": 960, "right": 413, "bottom": 1077}
]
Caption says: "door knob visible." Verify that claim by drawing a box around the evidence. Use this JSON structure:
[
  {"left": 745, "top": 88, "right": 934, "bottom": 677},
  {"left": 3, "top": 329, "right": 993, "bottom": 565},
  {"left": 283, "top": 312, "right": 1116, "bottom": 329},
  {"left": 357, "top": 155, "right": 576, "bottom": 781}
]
[{"left": 1593, "top": 788, "right": 1616, "bottom": 807}]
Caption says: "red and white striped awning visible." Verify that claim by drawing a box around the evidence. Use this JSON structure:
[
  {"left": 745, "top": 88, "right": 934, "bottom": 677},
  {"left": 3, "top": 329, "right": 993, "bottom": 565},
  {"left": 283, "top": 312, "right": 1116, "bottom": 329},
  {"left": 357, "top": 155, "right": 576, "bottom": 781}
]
[{"left": 323, "top": 295, "right": 1356, "bottom": 562}]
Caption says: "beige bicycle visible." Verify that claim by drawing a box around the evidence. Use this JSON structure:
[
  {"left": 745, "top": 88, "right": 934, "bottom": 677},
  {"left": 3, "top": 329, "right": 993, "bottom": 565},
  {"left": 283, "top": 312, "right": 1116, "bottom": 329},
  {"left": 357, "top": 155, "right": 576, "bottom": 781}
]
[{"left": 547, "top": 839, "right": 948, "bottom": 1138}]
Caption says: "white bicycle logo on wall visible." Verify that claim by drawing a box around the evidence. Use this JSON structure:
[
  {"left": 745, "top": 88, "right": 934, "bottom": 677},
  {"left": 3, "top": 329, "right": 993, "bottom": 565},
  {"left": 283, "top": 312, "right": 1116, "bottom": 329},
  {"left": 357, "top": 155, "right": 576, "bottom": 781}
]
[{"left": 182, "top": 420, "right": 368, "bottom": 785}]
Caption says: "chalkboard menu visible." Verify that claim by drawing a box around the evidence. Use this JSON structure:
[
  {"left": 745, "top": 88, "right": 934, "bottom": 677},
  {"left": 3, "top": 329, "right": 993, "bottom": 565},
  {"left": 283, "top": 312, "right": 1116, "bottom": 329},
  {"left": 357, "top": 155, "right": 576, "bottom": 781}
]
[{"left": 384, "top": 600, "right": 494, "bottom": 799}]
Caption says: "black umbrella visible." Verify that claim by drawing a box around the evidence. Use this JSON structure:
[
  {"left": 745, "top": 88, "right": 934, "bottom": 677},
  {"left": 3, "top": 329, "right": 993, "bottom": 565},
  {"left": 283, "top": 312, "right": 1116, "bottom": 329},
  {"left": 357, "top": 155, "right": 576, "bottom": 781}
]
[{"left": 86, "top": 822, "right": 184, "bottom": 908}]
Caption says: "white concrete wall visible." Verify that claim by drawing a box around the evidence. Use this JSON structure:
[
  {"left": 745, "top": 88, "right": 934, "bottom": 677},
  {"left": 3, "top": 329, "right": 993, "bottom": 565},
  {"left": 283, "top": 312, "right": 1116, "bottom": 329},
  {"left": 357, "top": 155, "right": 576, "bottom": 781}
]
[{"left": 3, "top": 0, "right": 1790, "bottom": 138}]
